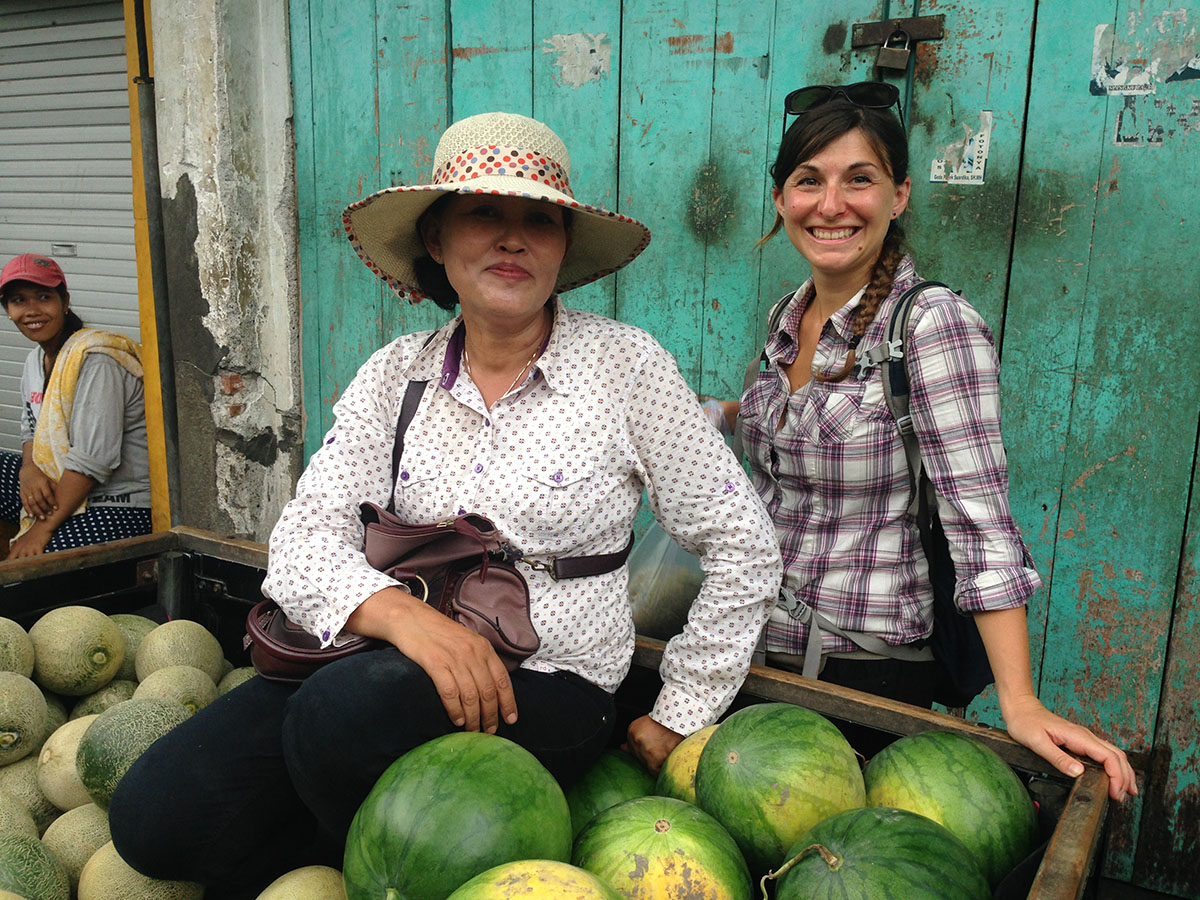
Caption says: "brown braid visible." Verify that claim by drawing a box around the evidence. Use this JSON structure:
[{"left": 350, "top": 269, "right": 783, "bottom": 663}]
[{"left": 812, "top": 226, "right": 905, "bottom": 383}]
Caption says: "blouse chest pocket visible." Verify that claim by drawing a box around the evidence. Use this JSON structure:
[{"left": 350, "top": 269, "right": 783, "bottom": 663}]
[
  {"left": 809, "top": 372, "right": 893, "bottom": 445},
  {"left": 514, "top": 450, "right": 606, "bottom": 537},
  {"left": 395, "top": 444, "right": 443, "bottom": 492}
]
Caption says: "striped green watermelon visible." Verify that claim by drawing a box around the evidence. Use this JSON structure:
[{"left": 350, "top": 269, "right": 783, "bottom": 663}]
[
  {"left": 342, "top": 732, "right": 572, "bottom": 900},
  {"left": 694, "top": 703, "right": 865, "bottom": 879},
  {"left": 864, "top": 730, "right": 1037, "bottom": 887},
  {"left": 770, "top": 806, "right": 990, "bottom": 900},
  {"left": 572, "top": 795, "right": 751, "bottom": 900},
  {"left": 565, "top": 749, "right": 653, "bottom": 837}
]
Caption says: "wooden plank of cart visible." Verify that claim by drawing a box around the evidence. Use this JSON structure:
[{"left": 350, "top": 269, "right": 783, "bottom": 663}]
[{"left": 0, "top": 527, "right": 1108, "bottom": 899}]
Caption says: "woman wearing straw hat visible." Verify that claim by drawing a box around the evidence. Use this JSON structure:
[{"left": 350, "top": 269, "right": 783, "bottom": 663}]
[{"left": 109, "top": 111, "right": 781, "bottom": 897}]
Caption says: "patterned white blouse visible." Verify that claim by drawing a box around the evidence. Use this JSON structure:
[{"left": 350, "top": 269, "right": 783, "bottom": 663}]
[{"left": 263, "top": 299, "right": 781, "bottom": 734}]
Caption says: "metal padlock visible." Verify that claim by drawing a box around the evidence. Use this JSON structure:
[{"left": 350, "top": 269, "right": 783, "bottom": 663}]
[{"left": 876, "top": 29, "right": 912, "bottom": 71}]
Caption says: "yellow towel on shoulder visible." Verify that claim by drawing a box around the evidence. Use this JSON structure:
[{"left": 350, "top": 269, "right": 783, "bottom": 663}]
[{"left": 16, "top": 329, "right": 144, "bottom": 538}]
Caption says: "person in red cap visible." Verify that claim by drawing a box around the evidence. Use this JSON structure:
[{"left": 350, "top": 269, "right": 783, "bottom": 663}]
[{"left": 0, "top": 253, "right": 152, "bottom": 557}]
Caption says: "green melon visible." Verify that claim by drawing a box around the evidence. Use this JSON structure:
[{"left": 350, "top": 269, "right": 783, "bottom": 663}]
[
  {"left": 217, "top": 667, "right": 257, "bottom": 696},
  {"left": 0, "top": 621, "right": 34, "bottom": 679},
  {"left": 694, "top": 702, "right": 865, "bottom": 879},
  {"left": 565, "top": 749, "right": 654, "bottom": 837},
  {"left": 0, "top": 759, "right": 58, "bottom": 835},
  {"left": 107, "top": 615, "right": 158, "bottom": 683},
  {"left": 572, "top": 795, "right": 751, "bottom": 900},
  {"left": 0, "top": 789, "right": 37, "bottom": 839},
  {"left": 36, "top": 716, "right": 97, "bottom": 812},
  {"left": 77, "top": 841, "right": 203, "bottom": 900},
  {"left": 654, "top": 722, "right": 718, "bottom": 804},
  {"left": 27, "top": 608, "right": 124, "bottom": 698},
  {"left": 69, "top": 681, "right": 137, "bottom": 721},
  {"left": 448, "top": 859, "right": 623, "bottom": 900},
  {"left": 134, "top": 621, "right": 224, "bottom": 685},
  {"left": 864, "top": 730, "right": 1038, "bottom": 887},
  {"left": 40, "top": 803, "right": 110, "bottom": 896},
  {"left": 770, "top": 806, "right": 990, "bottom": 900},
  {"left": 75, "top": 699, "right": 190, "bottom": 810},
  {"left": 343, "top": 732, "right": 572, "bottom": 900},
  {"left": 255, "top": 864, "right": 347, "bottom": 900},
  {"left": 0, "top": 674, "right": 47, "bottom": 768},
  {"left": 0, "top": 831, "right": 69, "bottom": 900},
  {"left": 132, "top": 666, "right": 217, "bottom": 715}
]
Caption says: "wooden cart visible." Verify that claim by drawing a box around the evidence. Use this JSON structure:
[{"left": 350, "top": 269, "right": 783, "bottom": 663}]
[{"left": 0, "top": 528, "right": 1110, "bottom": 899}]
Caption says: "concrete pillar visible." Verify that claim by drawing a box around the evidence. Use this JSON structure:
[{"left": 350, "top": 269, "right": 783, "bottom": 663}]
[{"left": 150, "top": 0, "right": 302, "bottom": 541}]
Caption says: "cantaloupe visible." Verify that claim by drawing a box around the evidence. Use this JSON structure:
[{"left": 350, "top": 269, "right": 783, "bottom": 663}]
[
  {"left": 36, "top": 717, "right": 97, "bottom": 812},
  {"left": 134, "top": 621, "right": 223, "bottom": 684},
  {"left": 75, "top": 699, "right": 189, "bottom": 810},
  {"left": 217, "top": 667, "right": 256, "bottom": 695},
  {"left": 0, "top": 621, "right": 33, "bottom": 679},
  {"left": 0, "top": 889, "right": 28, "bottom": 899},
  {"left": 27, "top": 609, "right": 124, "bottom": 697},
  {"left": 0, "top": 675, "right": 47, "bottom": 768},
  {"left": 77, "top": 841, "right": 202, "bottom": 900},
  {"left": 0, "top": 789, "right": 36, "bottom": 838},
  {"left": 28, "top": 696, "right": 66, "bottom": 761},
  {"left": 255, "top": 864, "right": 347, "bottom": 899},
  {"left": 132, "top": 667, "right": 217, "bottom": 715},
  {"left": 0, "top": 759, "right": 57, "bottom": 835},
  {"left": 0, "top": 831, "right": 69, "bottom": 900},
  {"left": 69, "top": 681, "right": 136, "bottom": 721},
  {"left": 107, "top": 615, "right": 159, "bottom": 683},
  {"left": 40, "top": 803, "right": 110, "bottom": 896}
]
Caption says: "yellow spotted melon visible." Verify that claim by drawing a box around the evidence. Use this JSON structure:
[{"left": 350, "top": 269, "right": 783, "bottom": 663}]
[
  {"left": 132, "top": 666, "right": 217, "bottom": 715},
  {"left": 40, "top": 803, "right": 110, "bottom": 896},
  {"left": 654, "top": 722, "right": 718, "bottom": 805},
  {"left": 27, "top": 608, "right": 124, "bottom": 697},
  {"left": 255, "top": 864, "right": 347, "bottom": 899},
  {"left": 77, "top": 841, "right": 203, "bottom": 900},
  {"left": 0, "top": 621, "right": 34, "bottom": 679},
  {"left": 75, "top": 699, "right": 189, "bottom": 810},
  {"left": 107, "top": 615, "right": 159, "bottom": 683},
  {"left": 0, "top": 675, "right": 47, "bottom": 768},
  {"left": 0, "top": 758, "right": 58, "bottom": 835},
  {"left": 0, "top": 788, "right": 37, "bottom": 839},
  {"left": 69, "top": 681, "right": 137, "bottom": 721},
  {"left": 0, "top": 831, "right": 69, "bottom": 900},
  {"left": 134, "top": 621, "right": 223, "bottom": 684},
  {"left": 36, "top": 716, "right": 97, "bottom": 812}
]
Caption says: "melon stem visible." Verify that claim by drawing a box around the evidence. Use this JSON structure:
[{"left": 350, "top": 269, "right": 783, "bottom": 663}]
[{"left": 758, "top": 843, "right": 843, "bottom": 898}]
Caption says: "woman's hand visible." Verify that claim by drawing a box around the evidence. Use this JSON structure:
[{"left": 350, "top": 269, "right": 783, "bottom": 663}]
[
  {"left": 347, "top": 586, "right": 518, "bottom": 734},
  {"left": 18, "top": 462, "right": 57, "bottom": 519},
  {"left": 1002, "top": 694, "right": 1138, "bottom": 802},
  {"left": 8, "top": 520, "right": 53, "bottom": 559},
  {"left": 624, "top": 715, "right": 684, "bottom": 776}
]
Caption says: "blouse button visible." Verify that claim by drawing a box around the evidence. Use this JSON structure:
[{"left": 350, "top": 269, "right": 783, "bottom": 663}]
[
  {"left": 724, "top": 480, "right": 735, "bottom": 494},
  {"left": 475, "top": 463, "right": 484, "bottom": 473},
  {"left": 484, "top": 418, "right": 491, "bottom": 427},
  {"left": 552, "top": 471, "right": 563, "bottom": 483},
  {"left": 400, "top": 470, "right": 410, "bottom": 481},
  {"left": 321, "top": 629, "right": 331, "bottom": 641}
]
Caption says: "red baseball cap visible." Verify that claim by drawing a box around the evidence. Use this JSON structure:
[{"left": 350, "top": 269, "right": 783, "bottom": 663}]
[{"left": 0, "top": 253, "right": 67, "bottom": 293}]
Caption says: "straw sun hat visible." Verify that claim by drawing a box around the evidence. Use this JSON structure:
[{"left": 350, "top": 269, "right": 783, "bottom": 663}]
[{"left": 342, "top": 112, "right": 651, "bottom": 301}]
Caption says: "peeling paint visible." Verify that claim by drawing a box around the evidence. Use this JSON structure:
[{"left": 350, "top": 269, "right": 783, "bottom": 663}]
[
  {"left": 666, "top": 32, "right": 733, "bottom": 55},
  {"left": 452, "top": 45, "right": 505, "bottom": 61},
  {"left": 542, "top": 33, "right": 611, "bottom": 88},
  {"left": 1071, "top": 445, "right": 1137, "bottom": 490}
]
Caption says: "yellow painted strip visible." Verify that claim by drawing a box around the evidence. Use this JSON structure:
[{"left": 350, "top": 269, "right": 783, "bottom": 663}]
[{"left": 123, "top": 0, "right": 170, "bottom": 531}]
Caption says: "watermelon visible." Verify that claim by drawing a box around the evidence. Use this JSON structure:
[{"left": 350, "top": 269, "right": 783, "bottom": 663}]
[
  {"left": 565, "top": 749, "right": 654, "bottom": 836},
  {"left": 573, "top": 795, "right": 751, "bottom": 900},
  {"left": 769, "top": 806, "right": 990, "bottom": 900},
  {"left": 342, "top": 732, "right": 572, "bottom": 900},
  {"left": 694, "top": 703, "right": 865, "bottom": 879},
  {"left": 654, "top": 723, "right": 717, "bottom": 804},
  {"left": 448, "top": 859, "right": 623, "bottom": 900},
  {"left": 863, "top": 730, "right": 1037, "bottom": 887}
]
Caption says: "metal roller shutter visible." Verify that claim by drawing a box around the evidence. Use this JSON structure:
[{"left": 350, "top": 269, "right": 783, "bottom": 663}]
[{"left": 0, "top": 0, "right": 138, "bottom": 452}]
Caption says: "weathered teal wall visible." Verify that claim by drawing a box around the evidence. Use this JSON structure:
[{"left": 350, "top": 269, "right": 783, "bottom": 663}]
[{"left": 289, "top": 1, "right": 1200, "bottom": 894}]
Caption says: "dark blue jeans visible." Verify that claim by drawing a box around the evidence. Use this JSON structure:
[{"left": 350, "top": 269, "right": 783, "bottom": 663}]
[{"left": 108, "top": 647, "right": 615, "bottom": 900}]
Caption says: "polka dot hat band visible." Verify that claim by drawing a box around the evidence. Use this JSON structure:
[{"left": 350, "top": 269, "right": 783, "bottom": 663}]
[{"left": 341, "top": 111, "right": 651, "bottom": 301}]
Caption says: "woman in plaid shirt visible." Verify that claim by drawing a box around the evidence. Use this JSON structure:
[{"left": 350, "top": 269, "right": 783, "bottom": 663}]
[{"left": 726, "top": 82, "right": 1135, "bottom": 802}]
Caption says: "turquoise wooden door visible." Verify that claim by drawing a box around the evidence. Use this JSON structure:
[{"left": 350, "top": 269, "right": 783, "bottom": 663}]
[{"left": 290, "top": 2, "right": 1199, "bottom": 894}]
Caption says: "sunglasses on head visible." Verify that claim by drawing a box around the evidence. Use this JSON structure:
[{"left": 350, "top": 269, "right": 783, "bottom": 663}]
[{"left": 781, "top": 81, "right": 904, "bottom": 139}]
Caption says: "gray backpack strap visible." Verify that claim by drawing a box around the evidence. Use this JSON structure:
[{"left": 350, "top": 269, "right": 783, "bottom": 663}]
[{"left": 732, "top": 292, "right": 794, "bottom": 461}]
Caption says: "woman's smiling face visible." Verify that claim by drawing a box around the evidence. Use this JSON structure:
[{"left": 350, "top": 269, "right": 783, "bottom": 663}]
[
  {"left": 422, "top": 193, "right": 570, "bottom": 321},
  {"left": 772, "top": 128, "right": 910, "bottom": 287},
  {"left": 4, "top": 282, "right": 69, "bottom": 348}
]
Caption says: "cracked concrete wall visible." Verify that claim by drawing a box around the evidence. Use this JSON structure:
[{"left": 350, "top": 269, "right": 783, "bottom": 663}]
[{"left": 151, "top": 0, "right": 303, "bottom": 540}]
